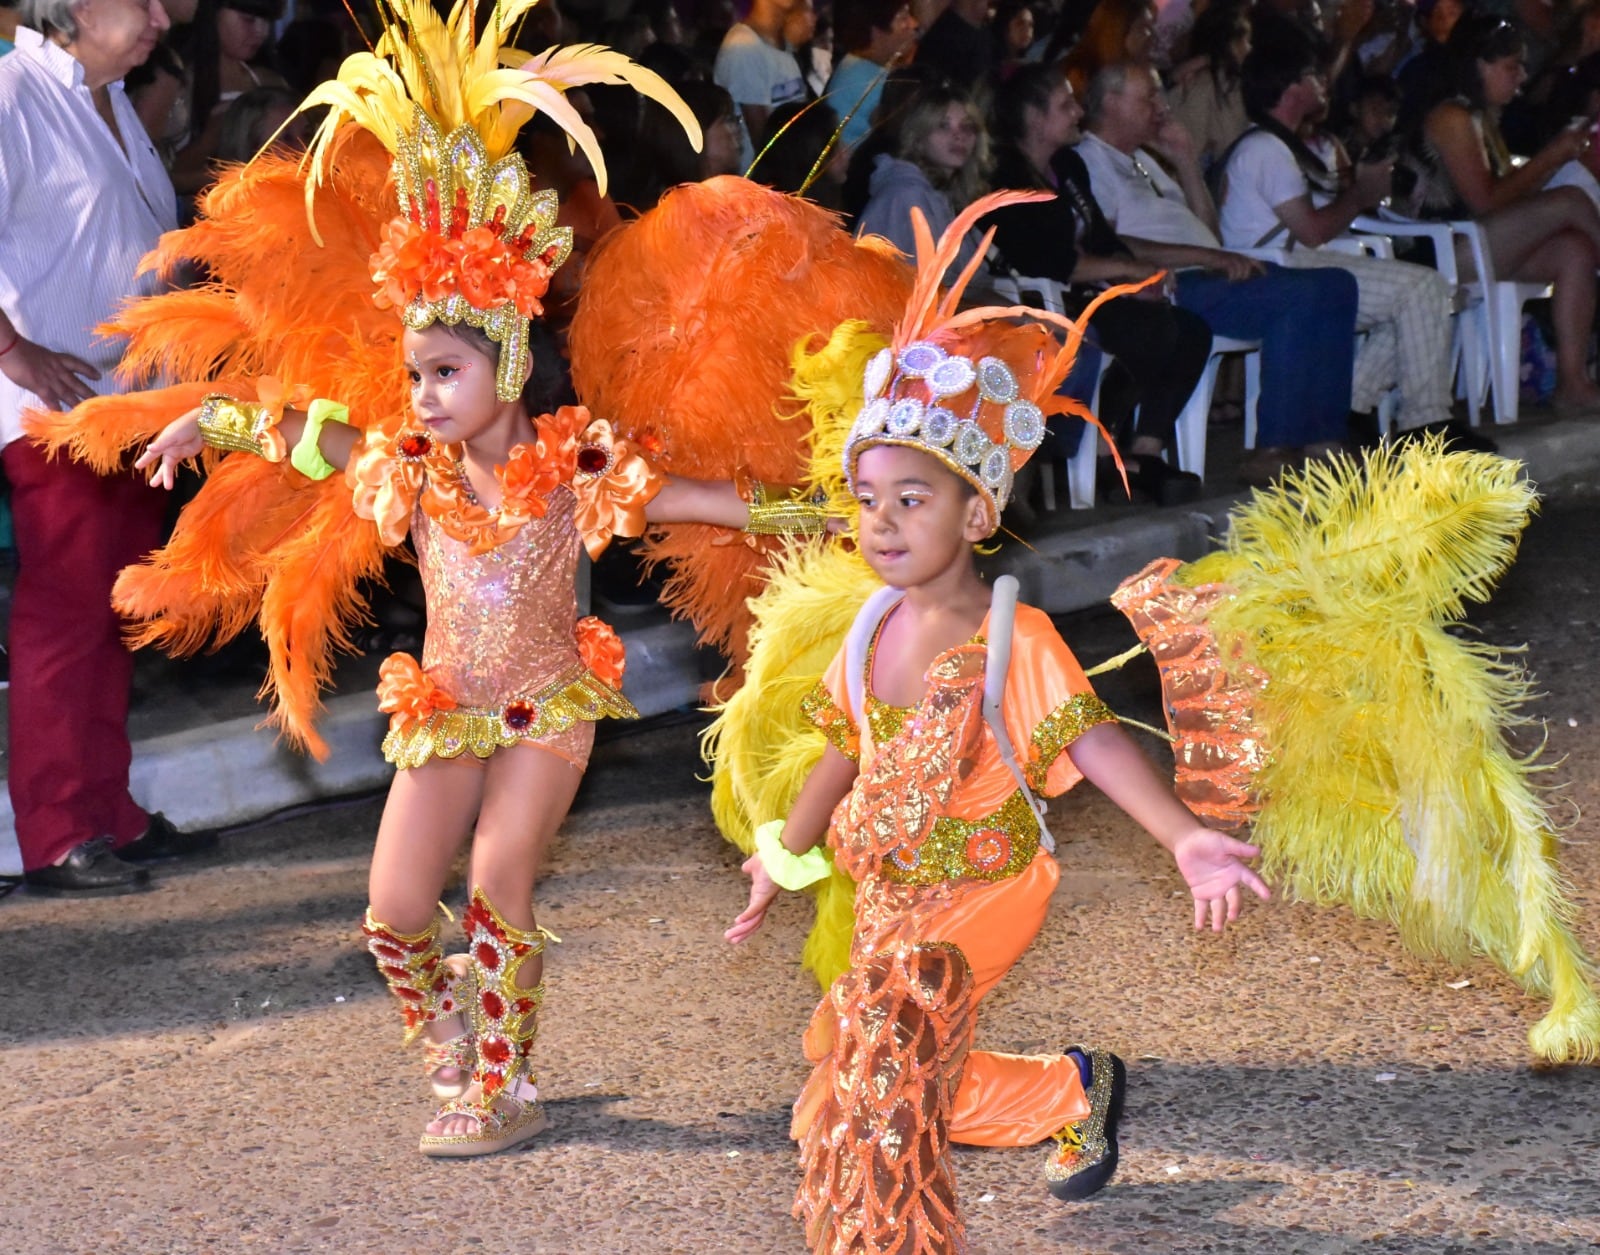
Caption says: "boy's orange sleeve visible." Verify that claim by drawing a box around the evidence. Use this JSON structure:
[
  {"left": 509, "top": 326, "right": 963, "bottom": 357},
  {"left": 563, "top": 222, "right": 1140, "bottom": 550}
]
[
  {"left": 1006, "top": 606, "right": 1119, "bottom": 798},
  {"left": 801, "top": 643, "right": 860, "bottom": 762}
]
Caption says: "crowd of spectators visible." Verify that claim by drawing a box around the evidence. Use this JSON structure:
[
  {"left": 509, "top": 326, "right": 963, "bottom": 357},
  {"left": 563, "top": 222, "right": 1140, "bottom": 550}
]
[{"left": 8, "top": 0, "right": 1600, "bottom": 893}]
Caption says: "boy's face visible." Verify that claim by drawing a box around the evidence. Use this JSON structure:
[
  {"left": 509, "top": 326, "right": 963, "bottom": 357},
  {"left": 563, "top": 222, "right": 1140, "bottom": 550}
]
[{"left": 853, "top": 444, "right": 993, "bottom": 588}]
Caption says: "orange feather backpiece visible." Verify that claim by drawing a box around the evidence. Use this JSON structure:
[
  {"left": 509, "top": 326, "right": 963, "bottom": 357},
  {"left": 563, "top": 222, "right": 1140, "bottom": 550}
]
[
  {"left": 27, "top": 136, "right": 402, "bottom": 758},
  {"left": 568, "top": 176, "right": 914, "bottom": 669}
]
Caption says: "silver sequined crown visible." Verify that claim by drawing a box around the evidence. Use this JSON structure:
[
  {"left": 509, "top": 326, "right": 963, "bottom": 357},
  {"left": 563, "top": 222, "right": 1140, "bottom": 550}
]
[{"left": 844, "top": 341, "right": 1047, "bottom": 514}]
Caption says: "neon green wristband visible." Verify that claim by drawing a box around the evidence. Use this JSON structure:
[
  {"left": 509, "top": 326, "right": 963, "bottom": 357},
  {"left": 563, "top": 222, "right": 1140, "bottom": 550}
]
[
  {"left": 289, "top": 398, "right": 350, "bottom": 481},
  {"left": 754, "top": 818, "right": 831, "bottom": 891}
]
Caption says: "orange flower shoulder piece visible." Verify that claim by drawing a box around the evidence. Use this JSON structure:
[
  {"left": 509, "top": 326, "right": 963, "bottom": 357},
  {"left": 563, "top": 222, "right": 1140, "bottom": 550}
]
[{"left": 540, "top": 406, "right": 664, "bottom": 559}]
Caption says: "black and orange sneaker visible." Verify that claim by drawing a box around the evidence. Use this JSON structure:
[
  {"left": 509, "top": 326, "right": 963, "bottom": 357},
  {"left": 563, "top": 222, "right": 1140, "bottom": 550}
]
[{"left": 1043, "top": 1046, "right": 1126, "bottom": 1201}]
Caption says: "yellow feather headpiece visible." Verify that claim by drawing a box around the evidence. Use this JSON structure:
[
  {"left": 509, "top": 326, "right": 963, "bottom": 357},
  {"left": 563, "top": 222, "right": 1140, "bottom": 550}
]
[{"left": 293, "top": 0, "right": 702, "bottom": 399}]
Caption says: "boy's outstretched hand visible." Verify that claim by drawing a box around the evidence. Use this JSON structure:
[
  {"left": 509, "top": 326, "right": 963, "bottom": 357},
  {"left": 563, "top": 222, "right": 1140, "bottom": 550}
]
[
  {"left": 725, "top": 854, "right": 781, "bottom": 945},
  {"left": 1171, "top": 828, "right": 1271, "bottom": 932}
]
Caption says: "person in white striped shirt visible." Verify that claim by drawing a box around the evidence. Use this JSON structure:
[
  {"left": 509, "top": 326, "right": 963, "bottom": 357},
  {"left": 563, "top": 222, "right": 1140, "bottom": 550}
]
[{"left": 1, "top": 0, "right": 215, "bottom": 895}]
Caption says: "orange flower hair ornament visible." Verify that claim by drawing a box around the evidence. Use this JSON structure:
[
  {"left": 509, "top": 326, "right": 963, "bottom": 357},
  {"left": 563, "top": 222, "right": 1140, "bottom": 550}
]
[
  {"left": 291, "top": 0, "right": 702, "bottom": 400},
  {"left": 843, "top": 190, "right": 1152, "bottom": 529}
]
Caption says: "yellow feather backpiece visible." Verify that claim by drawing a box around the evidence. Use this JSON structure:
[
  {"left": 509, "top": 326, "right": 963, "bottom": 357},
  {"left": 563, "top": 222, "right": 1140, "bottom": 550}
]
[
  {"left": 702, "top": 539, "right": 882, "bottom": 986},
  {"left": 1181, "top": 438, "right": 1600, "bottom": 1062}
]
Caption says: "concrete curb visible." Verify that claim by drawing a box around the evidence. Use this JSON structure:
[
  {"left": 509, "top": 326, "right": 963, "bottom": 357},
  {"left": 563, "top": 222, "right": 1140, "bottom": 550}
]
[{"left": 4, "top": 417, "right": 1598, "bottom": 876}]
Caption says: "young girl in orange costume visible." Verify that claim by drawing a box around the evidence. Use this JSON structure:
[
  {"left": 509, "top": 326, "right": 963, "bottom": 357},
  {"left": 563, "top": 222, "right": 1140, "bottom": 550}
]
[
  {"left": 62, "top": 0, "right": 824, "bottom": 1160},
  {"left": 723, "top": 196, "right": 1271, "bottom": 1250}
]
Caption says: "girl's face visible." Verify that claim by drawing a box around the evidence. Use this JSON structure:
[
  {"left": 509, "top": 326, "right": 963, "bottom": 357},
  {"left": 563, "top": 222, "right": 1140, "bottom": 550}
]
[
  {"left": 1029, "top": 81, "right": 1083, "bottom": 151},
  {"left": 1006, "top": 7, "right": 1035, "bottom": 53},
  {"left": 217, "top": 5, "right": 270, "bottom": 60},
  {"left": 922, "top": 102, "right": 978, "bottom": 174},
  {"left": 403, "top": 325, "right": 522, "bottom": 447},
  {"left": 1229, "top": 20, "right": 1252, "bottom": 65},
  {"left": 1478, "top": 51, "right": 1526, "bottom": 108},
  {"left": 1354, "top": 92, "right": 1397, "bottom": 143},
  {"left": 854, "top": 444, "right": 991, "bottom": 588},
  {"left": 701, "top": 111, "right": 743, "bottom": 177},
  {"left": 1125, "top": 3, "right": 1156, "bottom": 60}
]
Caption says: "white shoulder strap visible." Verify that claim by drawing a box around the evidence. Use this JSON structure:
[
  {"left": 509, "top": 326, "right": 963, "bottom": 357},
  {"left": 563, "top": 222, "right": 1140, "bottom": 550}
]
[
  {"left": 984, "top": 575, "right": 1057, "bottom": 854},
  {"left": 844, "top": 586, "right": 905, "bottom": 725}
]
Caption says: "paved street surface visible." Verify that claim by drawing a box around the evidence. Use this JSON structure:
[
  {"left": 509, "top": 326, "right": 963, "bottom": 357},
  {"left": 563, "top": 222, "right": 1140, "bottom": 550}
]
[{"left": 6, "top": 487, "right": 1600, "bottom": 1255}]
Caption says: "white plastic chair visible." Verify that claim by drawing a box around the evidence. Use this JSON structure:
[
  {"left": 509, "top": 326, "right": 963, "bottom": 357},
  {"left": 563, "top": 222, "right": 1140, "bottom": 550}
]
[
  {"left": 1351, "top": 210, "right": 1550, "bottom": 426},
  {"left": 994, "top": 272, "right": 1242, "bottom": 499}
]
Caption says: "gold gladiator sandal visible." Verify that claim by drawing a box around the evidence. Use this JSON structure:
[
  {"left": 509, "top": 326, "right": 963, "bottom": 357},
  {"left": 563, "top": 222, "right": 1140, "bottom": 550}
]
[
  {"left": 1044, "top": 1046, "right": 1127, "bottom": 1201},
  {"left": 362, "top": 908, "right": 477, "bottom": 1101},
  {"left": 418, "top": 888, "right": 553, "bottom": 1158}
]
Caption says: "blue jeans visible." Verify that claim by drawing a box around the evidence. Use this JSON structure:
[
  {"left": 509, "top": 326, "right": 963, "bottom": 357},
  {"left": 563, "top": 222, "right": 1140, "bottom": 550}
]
[{"left": 1175, "top": 263, "right": 1360, "bottom": 447}]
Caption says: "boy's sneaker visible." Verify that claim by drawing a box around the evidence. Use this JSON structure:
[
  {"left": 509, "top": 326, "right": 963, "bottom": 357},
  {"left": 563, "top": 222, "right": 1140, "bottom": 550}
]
[{"left": 1044, "top": 1046, "right": 1126, "bottom": 1202}]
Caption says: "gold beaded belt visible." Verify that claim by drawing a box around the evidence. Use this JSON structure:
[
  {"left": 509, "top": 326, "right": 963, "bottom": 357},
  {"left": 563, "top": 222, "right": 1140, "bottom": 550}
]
[{"left": 879, "top": 790, "right": 1042, "bottom": 886}]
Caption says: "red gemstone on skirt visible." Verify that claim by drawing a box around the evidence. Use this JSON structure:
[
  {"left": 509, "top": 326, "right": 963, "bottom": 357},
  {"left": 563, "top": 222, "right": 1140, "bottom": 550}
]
[
  {"left": 575, "top": 444, "right": 609, "bottom": 475},
  {"left": 502, "top": 700, "right": 536, "bottom": 732},
  {"left": 398, "top": 432, "right": 433, "bottom": 459},
  {"left": 475, "top": 941, "right": 501, "bottom": 970}
]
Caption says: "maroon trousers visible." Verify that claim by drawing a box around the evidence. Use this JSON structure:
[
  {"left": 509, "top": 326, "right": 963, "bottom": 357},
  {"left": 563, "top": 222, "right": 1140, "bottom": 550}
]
[{"left": 4, "top": 436, "right": 166, "bottom": 870}]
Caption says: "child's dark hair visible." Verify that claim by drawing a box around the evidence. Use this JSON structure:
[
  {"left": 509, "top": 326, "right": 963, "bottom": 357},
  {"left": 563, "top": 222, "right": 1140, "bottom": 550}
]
[{"left": 438, "top": 320, "right": 576, "bottom": 416}]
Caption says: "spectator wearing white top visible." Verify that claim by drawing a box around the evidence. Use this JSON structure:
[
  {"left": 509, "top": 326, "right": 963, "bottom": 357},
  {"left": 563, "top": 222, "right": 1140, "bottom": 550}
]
[
  {"left": 1219, "top": 36, "right": 1459, "bottom": 437},
  {"left": 713, "top": 0, "right": 807, "bottom": 170},
  {"left": 0, "top": 0, "right": 213, "bottom": 894},
  {"left": 1076, "top": 61, "right": 1361, "bottom": 475}
]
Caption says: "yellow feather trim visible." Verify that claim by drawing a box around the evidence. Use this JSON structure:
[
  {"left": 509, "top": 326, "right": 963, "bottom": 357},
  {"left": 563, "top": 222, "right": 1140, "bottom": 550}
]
[
  {"left": 1190, "top": 438, "right": 1600, "bottom": 1061},
  {"left": 702, "top": 539, "right": 882, "bottom": 987}
]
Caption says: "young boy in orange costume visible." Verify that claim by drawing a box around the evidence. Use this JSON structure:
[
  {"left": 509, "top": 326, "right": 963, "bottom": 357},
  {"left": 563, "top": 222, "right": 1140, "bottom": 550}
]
[{"left": 725, "top": 195, "right": 1272, "bottom": 1252}]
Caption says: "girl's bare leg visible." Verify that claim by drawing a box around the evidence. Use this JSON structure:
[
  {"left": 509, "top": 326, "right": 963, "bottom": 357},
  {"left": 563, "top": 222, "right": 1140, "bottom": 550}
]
[
  {"left": 368, "top": 757, "right": 486, "bottom": 1087},
  {"left": 425, "top": 740, "right": 587, "bottom": 1137},
  {"left": 1489, "top": 223, "right": 1600, "bottom": 404},
  {"left": 1480, "top": 187, "right": 1600, "bottom": 271}
]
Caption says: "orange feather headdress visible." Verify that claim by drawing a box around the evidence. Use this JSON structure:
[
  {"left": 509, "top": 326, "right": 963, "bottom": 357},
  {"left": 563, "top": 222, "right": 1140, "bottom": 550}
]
[
  {"left": 292, "top": 0, "right": 701, "bottom": 399},
  {"left": 841, "top": 190, "right": 1141, "bottom": 529}
]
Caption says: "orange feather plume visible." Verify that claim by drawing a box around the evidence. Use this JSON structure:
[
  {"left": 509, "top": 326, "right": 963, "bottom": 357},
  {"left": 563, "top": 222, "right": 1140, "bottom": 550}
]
[
  {"left": 25, "top": 133, "right": 407, "bottom": 757},
  {"left": 568, "top": 176, "right": 913, "bottom": 669}
]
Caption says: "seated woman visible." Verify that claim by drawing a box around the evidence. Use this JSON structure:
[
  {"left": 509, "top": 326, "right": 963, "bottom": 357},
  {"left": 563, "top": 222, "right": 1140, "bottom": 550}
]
[
  {"left": 856, "top": 84, "right": 994, "bottom": 281},
  {"left": 983, "top": 64, "right": 1213, "bottom": 504},
  {"left": 1165, "top": 0, "right": 1252, "bottom": 173},
  {"left": 170, "top": 0, "right": 289, "bottom": 200},
  {"left": 1416, "top": 13, "right": 1600, "bottom": 413}
]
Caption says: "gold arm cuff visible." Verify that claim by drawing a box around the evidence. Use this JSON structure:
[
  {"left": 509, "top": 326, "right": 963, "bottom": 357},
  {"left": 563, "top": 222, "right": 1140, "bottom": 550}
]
[
  {"left": 197, "top": 395, "right": 282, "bottom": 458},
  {"left": 744, "top": 482, "right": 828, "bottom": 536}
]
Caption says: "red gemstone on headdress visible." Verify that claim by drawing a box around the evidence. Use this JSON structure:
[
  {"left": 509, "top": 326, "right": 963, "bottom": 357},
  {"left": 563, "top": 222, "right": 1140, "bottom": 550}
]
[
  {"left": 398, "top": 432, "right": 433, "bottom": 460},
  {"left": 502, "top": 700, "right": 537, "bottom": 732},
  {"left": 575, "top": 445, "right": 609, "bottom": 476},
  {"left": 540, "top": 243, "right": 560, "bottom": 265},
  {"left": 424, "top": 178, "right": 441, "bottom": 235},
  {"left": 490, "top": 203, "right": 507, "bottom": 236},
  {"left": 450, "top": 186, "right": 469, "bottom": 239}
]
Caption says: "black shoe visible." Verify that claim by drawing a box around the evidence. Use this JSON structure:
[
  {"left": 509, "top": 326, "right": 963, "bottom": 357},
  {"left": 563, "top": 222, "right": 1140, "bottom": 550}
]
[
  {"left": 118, "top": 812, "right": 218, "bottom": 864},
  {"left": 1044, "top": 1046, "right": 1126, "bottom": 1201},
  {"left": 1101, "top": 454, "right": 1203, "bottom": 506},
  {"left": 22, "top": 837, "right": 151, "bottom": 896}
]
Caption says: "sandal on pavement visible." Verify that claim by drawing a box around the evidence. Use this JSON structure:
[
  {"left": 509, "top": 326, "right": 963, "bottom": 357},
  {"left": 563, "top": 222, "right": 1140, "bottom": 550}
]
[
  {"left": 418, "top": 1076, "right": 549, "bottom": 1158},
  {"left": 1043, "top": 1046, "right": 1126, "bottom": 1202},
  {"left": 418, "top": 888, "right": 554, "bottom": 1159}
]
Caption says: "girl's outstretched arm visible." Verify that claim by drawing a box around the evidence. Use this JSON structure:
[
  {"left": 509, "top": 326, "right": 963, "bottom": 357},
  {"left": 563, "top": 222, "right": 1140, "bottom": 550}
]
[
  {"left": 645, "top": 476, "right": 752, "bottom": 528},
  {"left": 135, "top": 403, "right": 361, "bottom": 490},
  {"left": 1068, "top": 721, "right": 1271, "bottom": 933},
  {"left": 725, "top": 742, "right": 859, "bottom": 945}
]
